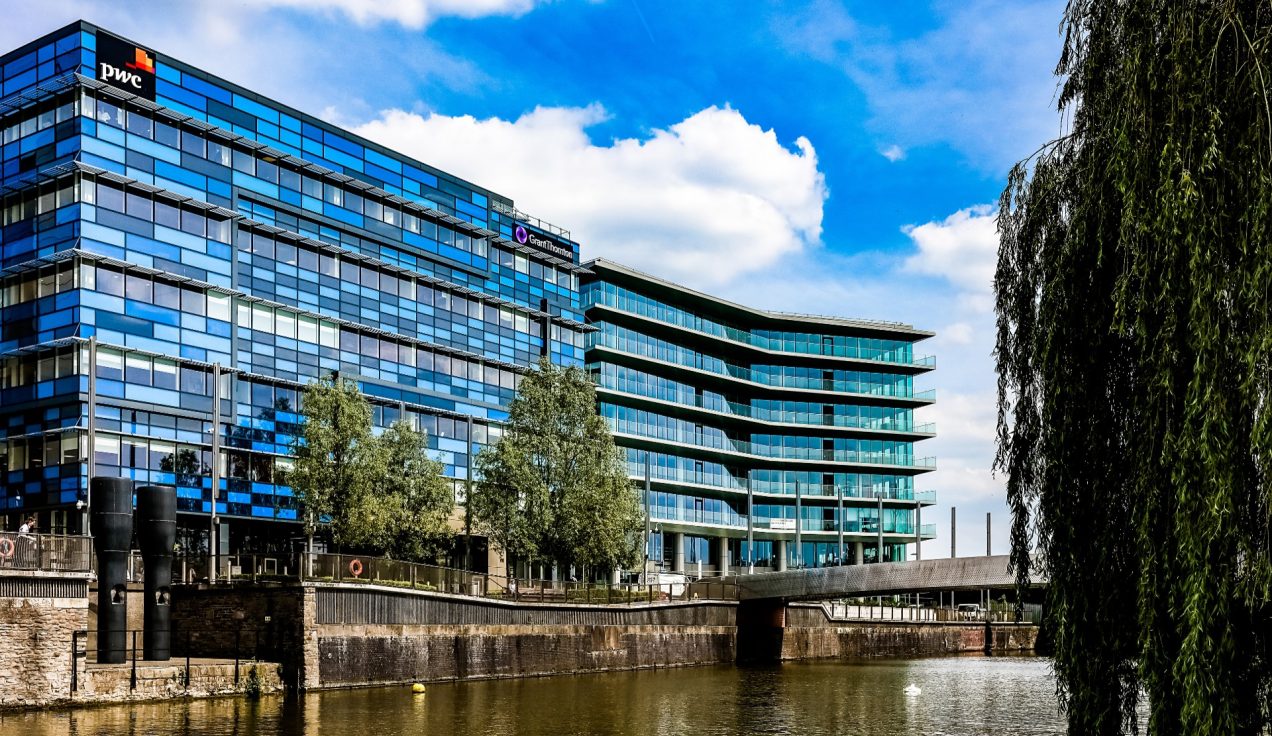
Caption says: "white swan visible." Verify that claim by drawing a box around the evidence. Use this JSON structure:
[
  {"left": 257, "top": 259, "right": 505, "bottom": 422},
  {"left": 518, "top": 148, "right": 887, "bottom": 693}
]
[{"left": 904, "top": 683, "right": 921, "bottom": 696}]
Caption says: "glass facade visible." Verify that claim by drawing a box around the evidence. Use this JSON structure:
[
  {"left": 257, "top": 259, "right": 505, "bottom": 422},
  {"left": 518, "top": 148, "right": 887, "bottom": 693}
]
[
  {"left": 0, "top": 22, "right": 587, "bottom": 552},
  {"left": 583, "top": 260, "right": 938, "bottom": 572}
]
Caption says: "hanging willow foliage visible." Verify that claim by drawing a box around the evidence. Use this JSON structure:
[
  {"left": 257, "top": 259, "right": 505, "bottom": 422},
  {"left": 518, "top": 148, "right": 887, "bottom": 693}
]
[{"left": 996, "top": 1, "right": 1272, "bottom": 734}]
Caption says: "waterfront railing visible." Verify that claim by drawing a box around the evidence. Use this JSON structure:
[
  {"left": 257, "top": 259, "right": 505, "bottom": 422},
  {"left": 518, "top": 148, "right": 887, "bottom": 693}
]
[
  {"left": 0, "top": 532, "right": 92, "bottom": 573},
  {"left": 161, "top": 550, "right": 741, "bottom": 605}
]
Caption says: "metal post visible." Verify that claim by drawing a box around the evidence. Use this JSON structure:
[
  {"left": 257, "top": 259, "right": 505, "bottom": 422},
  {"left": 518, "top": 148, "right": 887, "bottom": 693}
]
[
  {"left": 876, "top": 494, "right": 884, "bottom": 563},
  {"left": 746, "top": 478, "right": 754, "bottom": 574},
  {"left": 915, "top": 498, "right": 922, "bottom": 561},
  {"left": 794, "top": 479, "right": 802, "bottom": 568},
  {"left": 986, "top": 512, "right": 991, "bottom": 556},
  {"left": 130, "top": 631, "right": 137, "bottom": 690},
  {"left": 85, "top": 336, "right": 98, "bottom": 535},
  {"left": 209, "top": 363, "right": 222, "bottom": 583},
  {"left": 465, "top": 415, "right": 474, "bottom": 571},
  {"left": 836, "top": 485, "right": 844, "bottom": 566},
  {"left": 644, "top": 453, "right": 651, "bottom": 581},
  {"left": 951, "top": 506, "right": 957, "bottom": 558}
]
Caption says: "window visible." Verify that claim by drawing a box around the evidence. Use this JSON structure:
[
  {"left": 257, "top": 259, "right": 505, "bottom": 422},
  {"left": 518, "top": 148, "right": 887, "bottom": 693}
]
[
  {"left": 154, "top": 200, "right": 180, "bottom": 229},
  {"left": 97, "top": 183, "right": 124, "bottom": 212}
]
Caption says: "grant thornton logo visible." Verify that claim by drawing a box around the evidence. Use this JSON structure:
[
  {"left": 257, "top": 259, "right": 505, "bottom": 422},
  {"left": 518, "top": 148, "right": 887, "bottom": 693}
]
[{"left": 514, "top": 225, "right": 529, "bottom": 244}]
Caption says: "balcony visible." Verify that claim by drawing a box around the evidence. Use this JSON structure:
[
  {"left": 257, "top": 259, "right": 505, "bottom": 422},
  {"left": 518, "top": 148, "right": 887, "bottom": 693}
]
[
  {"left": 586, "top": 287, "right": 936, "bottom": 370},
  {"left": 595, "top": 375, "right": 936, "bottom": 436},
  {"left": 590, "top": 331, "right": 935, "bottom": 403}
]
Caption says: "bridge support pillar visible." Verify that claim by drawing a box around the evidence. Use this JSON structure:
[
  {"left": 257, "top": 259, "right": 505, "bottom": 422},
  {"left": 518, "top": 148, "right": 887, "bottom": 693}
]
[
  {"left": 718, "top": 536, "right": 729, "bottom": 577},
  {"left": 854, "top": 542, "right": 863, "bottom": 565},
  {"left": 776, "top": 540, "right": 788, "bottom": 572},
  {"left": 736, "top": 599, "right": 786, "bottom": 663}
]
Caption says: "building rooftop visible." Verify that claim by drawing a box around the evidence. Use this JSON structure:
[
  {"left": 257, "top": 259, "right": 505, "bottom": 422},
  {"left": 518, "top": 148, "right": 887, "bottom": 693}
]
[{"left": 584, "top": 258, "right": 935, "bottom": 340}]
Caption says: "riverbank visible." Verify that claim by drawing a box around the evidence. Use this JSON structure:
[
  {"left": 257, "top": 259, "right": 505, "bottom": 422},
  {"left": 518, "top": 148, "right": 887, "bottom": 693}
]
[{"left": 1, "top": 574, "right": 1038, "bottom": 710}]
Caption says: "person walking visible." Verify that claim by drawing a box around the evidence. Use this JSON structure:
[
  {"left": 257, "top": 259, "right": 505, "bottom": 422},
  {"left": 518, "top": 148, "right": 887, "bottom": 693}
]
[{"left": 16, "top": 517, "right": 38, "bottom": 568}]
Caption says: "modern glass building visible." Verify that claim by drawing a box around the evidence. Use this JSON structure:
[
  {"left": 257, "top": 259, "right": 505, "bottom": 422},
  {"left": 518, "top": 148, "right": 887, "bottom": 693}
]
[
  {"left": 0, "top": 22, "right": 588, "bottom": 565},
  {"left": 582, "top": 259, "right": 937, "bottom": 573}
]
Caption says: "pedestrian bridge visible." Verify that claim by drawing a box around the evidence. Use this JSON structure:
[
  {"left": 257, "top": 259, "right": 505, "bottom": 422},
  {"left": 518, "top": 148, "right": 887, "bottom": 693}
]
[{"left": 733, "top": 555, "right": 1044, "bottom": 601}]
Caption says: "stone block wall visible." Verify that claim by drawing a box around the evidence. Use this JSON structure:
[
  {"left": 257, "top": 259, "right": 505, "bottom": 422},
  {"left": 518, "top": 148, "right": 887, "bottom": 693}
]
[
  {"left": 316, "top": 624, "right": 735, "bottom": 687},
  {"left": 780, "top": 602, "right": 1039, "bottom": 661},
  {"left": 75, "top": 661, "right": 283, "bottom": 704},
  {"left": 0, "top": 574, "right": 91, "bottom": 710}
]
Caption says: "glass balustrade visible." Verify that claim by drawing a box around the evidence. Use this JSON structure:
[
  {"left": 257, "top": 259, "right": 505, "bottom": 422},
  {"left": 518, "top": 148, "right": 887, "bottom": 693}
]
[
  {"left": 589, "top": 329, "right": 935, "bottom": 400},
  {"left": 584, "top": 283, "right": 936, "bottom": 368},
  {"left": 593, "top": 367, "right": 936, "bottom": 433}
]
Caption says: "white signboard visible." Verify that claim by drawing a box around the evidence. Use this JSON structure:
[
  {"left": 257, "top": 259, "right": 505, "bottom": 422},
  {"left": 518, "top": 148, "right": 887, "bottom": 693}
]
[{"left": 769, "top": 518, "right": 797, "bottom": 531}]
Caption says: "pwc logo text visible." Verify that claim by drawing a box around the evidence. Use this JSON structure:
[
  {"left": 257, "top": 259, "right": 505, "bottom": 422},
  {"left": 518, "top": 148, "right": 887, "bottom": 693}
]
[
  {"left": 96, "top": 33, "right": 157, "bottom": 100},
  {"left": 101, "top": 48, "right": 153, "bottom": 90}
]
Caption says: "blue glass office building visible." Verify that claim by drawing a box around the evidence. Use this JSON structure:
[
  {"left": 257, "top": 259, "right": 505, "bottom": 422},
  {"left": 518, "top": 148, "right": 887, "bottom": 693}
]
[
  {"left": 582, "top": 259, "right": 937, "bottom": 572},
  {"left": 0, "top": 22, "right": 587, "bottom": 559}
]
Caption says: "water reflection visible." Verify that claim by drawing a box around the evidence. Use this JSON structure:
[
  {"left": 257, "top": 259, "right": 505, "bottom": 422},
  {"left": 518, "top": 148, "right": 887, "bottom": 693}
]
[{"left": 5, "top": 655, "right": 1067, "bottom": 736}]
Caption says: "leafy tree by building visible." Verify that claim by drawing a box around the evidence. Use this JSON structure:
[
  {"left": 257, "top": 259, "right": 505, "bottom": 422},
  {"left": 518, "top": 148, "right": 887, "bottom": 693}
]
[
  {"left": 287, "top": 373, "right": 452, "bottom": 561},
  {"left": 362, "top": 419, "right": 455, "bottom": 562},
  {"left": 995, "top": 3, "right": 1272, "bottom": 733},
  {"left": 471, "top": 358, "right": 641, "bottom": 580}
]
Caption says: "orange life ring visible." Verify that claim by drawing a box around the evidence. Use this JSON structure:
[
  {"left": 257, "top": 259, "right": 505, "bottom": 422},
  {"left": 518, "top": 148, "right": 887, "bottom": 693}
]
[
  {"left": 0, "top": 536, "right": 13, "bottom": 559},
  {"left": 348, "top": 558, "right": 363, "bottom": 577}
]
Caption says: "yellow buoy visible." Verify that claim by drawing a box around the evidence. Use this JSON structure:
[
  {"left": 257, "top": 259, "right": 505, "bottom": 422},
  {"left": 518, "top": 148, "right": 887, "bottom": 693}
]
[{"left": 411, "top": 683, "right": 426, "bottom": 694}]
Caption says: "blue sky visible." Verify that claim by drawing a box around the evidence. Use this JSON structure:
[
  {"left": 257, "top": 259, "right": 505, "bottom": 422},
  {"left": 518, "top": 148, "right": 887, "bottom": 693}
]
[{"left": 2, "top": 0, "right": 1068, "bottom": 557}]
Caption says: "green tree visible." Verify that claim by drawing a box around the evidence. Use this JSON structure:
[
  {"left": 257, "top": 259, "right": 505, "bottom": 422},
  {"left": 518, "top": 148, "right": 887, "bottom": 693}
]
[
  {"left": 471, "top": 358, "right": 640, "bottom": 579},
  {"left": 287, "top": 373, "right": 377, "bottom": 549},
  {"left": 364, "top": 420, "right": 455, "bottom": 562},
  {"left": 996, "top": 3, "right": 1272, "bottom": 734}
]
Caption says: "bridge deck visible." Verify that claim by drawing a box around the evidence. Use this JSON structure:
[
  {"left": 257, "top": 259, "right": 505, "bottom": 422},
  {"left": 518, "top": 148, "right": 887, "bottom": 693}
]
[{"left": 734, "top": 555, "right": 1043, "bottom": 601}]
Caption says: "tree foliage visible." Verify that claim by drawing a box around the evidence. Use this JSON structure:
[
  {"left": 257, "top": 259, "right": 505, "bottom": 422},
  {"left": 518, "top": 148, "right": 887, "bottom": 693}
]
[
  {"left": 362, "top": 420, "right": 454, "bottom": 562},
  {"left": 287, "top": 373, "right": 452, "bottom": 560},
  {"left": 996, "top": 2, "right": 1272, "bottom": 733},
  {"left": 471, "top": 358, "right": 641, "bottom": 578}
]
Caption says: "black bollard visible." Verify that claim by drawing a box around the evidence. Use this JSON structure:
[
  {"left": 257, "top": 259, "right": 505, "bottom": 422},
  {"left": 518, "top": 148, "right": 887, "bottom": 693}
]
[
  {"left": 136, "top": 485, "right": 176, "bottom": 661},
  {"left": 90, "top": 477, "right": 134, "bottom": 664}
]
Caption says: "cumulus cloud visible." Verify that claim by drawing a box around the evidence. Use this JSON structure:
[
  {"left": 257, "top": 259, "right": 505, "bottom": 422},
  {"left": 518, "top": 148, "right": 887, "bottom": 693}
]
[
  {"left": 902, "top": 204, "right": 997, "bottom": 304},
  {"left": 353, "top": 104, "right": 828, "bottom": 286},
  {"left": 237, "top": 0, "right": 543, "bottom": 27}
]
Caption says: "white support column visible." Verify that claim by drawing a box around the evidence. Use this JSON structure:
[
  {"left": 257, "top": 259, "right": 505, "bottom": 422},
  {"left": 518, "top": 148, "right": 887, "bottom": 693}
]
[
  {"left": 672, "top": 532, "right": 685, "bottom": 573},
  {"left": 776, "top": 540, "right": 788, "bottom": 572},
  {"left": 854, "top": 541, "right": 864, "bottom": 565},
  {"left": 718, "top": 536, "right": 729, "bottom": 577}
]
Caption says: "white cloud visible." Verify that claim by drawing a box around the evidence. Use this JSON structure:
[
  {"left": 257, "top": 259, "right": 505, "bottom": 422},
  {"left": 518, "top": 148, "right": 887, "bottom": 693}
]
[
  {"left": 902, "top": 204, "right": 997, "bottom": 301},
  {"left": 353, "top": 104, "right": 828, "bottom": 286},
  {"left": 238, "top": 0, "right": 544, "bottom": 28},
  {"left": 879, "top": 144, "right": 905, "bottom": 162},
  {"left": 777, "top": 0, "right": 1064, "bottom": 173}
]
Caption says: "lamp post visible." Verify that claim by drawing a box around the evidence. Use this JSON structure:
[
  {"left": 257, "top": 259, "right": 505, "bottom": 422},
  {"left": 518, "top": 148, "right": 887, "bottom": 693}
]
[{"left": 208, "top": 363, "right": 221, "bottom": 583}]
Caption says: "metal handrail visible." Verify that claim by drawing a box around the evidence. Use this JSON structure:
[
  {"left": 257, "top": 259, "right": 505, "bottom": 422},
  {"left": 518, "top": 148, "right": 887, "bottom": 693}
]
[{"left": 0, "top": 532, "right": 92, "bottom": 572}]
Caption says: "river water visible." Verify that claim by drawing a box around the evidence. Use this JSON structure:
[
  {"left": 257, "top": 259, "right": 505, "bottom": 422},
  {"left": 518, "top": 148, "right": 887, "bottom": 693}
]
[{"left": 6, "top": 655, "right": 1067, "bottom": 735}]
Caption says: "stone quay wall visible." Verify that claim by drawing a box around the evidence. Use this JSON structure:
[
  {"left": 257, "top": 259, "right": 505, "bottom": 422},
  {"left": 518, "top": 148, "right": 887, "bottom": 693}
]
[
  {"left": 781, "top": 603, "right": 1039, "bottom": 660},
  {"left": 0, "top": 573, "right": 91, "bottom": 710},
  {"left": 171, "top": 582, "right": 738, "bottom": 690},
  {"left": 75, "top": 661, "right": 283, "bottom": 705}
]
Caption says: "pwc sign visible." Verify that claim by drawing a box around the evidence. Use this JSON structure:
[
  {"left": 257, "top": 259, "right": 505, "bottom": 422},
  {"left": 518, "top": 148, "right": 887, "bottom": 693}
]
[{"left": 96, "top": 32, "right": 156, "bottom": 100}]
